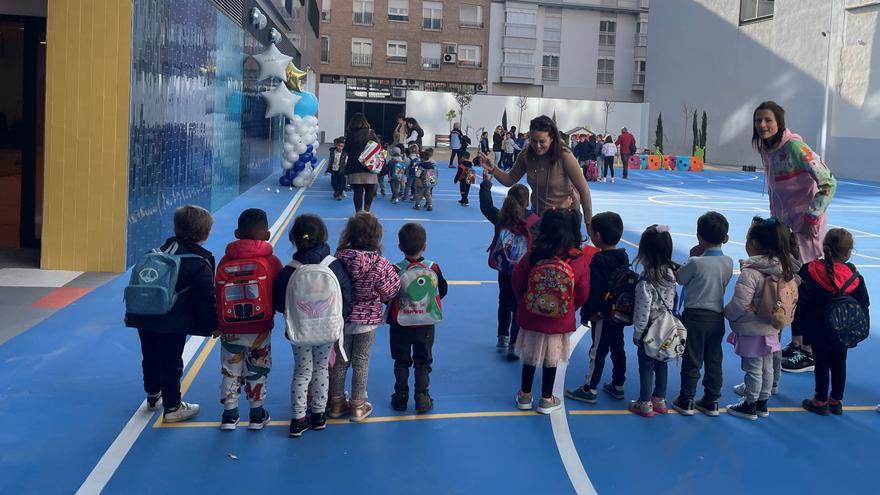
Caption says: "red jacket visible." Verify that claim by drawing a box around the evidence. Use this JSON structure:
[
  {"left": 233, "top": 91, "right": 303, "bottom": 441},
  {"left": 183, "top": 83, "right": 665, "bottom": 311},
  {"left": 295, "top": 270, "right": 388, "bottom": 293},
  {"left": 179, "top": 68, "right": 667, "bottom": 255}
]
[
  {"left": 511, "top": 246, "right": 597, "bottom": 334},
  {"left": 216, "top": 239, "right": 283, "bottom": 334},
  {"left": 615, "top": 132, "right": 636, "bottom": 154}
]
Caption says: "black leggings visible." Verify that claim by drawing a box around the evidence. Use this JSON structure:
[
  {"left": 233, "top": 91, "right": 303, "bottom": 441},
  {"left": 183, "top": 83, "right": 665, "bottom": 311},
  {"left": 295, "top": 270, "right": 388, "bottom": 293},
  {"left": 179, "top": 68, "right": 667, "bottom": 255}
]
[
  {"left": 521, "top": 364, "right": 558, "bottom": 399},
  {"left": 449, "top": 147, "right": 462, "bottom": 167},
  {"left": 497, "top": 271, "right": 519, "bottom": 343},
  {"left": 813, "top": 346, "right": 847, "bottom": 401},
  {"left": 351, "top": 183, "right": 377, "bottom": 212},
  {"left": 603, "top": 156, "right": 614, "bottom": 178},
  {"left": 459, "top": 181, "right": 471, "bottom": 203}
]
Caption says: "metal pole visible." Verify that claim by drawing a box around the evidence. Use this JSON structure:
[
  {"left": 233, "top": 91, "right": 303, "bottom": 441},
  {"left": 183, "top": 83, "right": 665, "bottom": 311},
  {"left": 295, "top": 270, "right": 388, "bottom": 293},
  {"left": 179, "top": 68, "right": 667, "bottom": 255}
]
[{"left": 819, "top": 1, "right": 834, "bottom": 158}]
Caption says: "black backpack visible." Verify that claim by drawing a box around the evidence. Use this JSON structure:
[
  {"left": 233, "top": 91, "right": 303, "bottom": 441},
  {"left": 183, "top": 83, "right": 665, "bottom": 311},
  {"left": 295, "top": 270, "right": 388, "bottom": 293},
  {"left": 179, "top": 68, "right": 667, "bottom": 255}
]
[
  {"left": 826, "top": 269, "right": 870, "bottom": 349},
  {"left": 604, "top": 264, "right": 639, "bottom": 326}
]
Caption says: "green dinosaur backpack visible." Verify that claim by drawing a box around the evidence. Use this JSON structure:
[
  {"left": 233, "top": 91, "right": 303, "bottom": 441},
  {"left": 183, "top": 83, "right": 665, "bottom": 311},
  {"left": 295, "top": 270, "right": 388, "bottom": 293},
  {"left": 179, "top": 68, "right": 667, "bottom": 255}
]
[{"left": 394, "top": 260, "right": 443, "bottom": 326}]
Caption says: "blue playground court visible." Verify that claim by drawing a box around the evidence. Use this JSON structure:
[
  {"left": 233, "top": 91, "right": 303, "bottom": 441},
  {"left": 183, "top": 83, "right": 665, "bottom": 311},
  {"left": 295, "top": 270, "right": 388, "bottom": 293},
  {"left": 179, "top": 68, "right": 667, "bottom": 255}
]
[{"left": 2, "top": 162, "right": 879, "bottom": 494}]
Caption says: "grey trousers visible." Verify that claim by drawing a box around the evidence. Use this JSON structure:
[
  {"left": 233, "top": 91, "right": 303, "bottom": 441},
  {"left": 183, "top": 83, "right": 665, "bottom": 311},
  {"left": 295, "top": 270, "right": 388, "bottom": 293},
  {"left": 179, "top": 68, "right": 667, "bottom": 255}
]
[
  {"left": 291, "top": 343, "right": 332, "bottom": 419},
  {"left": 329, "top": 330, "right": 377, "bottom": 401},
  {"left": 742, "top": 354, "right": 774, "bottom": 403}
]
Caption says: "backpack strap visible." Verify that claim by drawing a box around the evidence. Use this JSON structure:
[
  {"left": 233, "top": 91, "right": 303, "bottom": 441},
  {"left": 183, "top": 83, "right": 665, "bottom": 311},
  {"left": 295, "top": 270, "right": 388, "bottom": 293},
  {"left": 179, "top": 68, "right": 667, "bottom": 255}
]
[
  {"left": 838, "top": 271, "right": 860, "bottom": 296},
  {"left": 320, "top": 255, "right": 336, "bottom": 268}
]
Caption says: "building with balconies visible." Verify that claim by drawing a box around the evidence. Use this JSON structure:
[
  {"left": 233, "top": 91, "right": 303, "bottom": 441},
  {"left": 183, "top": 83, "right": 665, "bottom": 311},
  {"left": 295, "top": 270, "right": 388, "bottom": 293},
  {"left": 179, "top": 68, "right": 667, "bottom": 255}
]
[{"left": 487, "top": 0, "right": 649, "bottom": 103}]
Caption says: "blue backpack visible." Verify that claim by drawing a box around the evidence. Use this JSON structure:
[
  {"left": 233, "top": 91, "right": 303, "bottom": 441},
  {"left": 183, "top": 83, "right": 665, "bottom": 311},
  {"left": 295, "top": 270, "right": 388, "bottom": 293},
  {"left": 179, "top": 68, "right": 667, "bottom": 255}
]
[{"left": 124, "top": 242, "right": 206, "bottom": 315}]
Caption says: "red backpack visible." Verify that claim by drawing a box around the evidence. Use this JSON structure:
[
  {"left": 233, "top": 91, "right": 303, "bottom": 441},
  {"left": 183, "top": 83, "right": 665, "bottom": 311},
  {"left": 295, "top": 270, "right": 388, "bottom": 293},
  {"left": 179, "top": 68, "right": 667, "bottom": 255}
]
[
  {"left": 525, "top": 256, "right": 576, "bottom": 319},
  {"left": 215, "top": 257, "right": 275, "bottom": 333}
]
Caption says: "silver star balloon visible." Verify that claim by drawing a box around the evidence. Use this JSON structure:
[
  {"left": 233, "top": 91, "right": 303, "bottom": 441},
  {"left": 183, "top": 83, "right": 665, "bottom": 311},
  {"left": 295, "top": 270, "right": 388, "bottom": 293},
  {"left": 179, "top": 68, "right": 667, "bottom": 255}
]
[
  {"left": 262, "top": 83, "right": 301, "bottom": 120},
  {"left": 252, "top": 43, "right": 293, "bottom": 82}
]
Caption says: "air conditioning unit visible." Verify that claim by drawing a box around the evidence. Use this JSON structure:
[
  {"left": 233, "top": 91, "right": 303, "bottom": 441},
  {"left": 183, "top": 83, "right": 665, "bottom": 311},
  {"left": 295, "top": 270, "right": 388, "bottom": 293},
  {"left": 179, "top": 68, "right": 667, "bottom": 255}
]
[
  {"left": 442, "top": 53, "right": 457, "bottom": 64},
  {"left": 443, "top": 43, "right": 458, "bottom": 55},
  {"left": 475, "top": 84, "right": 484, "bottom": 91},
  {"left": 392, "top": 88, "right": 406, "bottom": 98},
  {"left": 395, "top": 79, "right": 406, "bottom": 85}
]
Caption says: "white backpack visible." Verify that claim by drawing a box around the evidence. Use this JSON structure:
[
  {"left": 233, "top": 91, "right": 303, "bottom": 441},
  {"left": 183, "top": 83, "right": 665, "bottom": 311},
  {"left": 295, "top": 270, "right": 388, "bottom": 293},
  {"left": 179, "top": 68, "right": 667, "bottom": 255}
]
[
  {"left": 394, "top": 260, "right": 442, "bottom": 327},
  {"left": 642, "top": 282, "right": 687, "bottom": 362},
  {"left": 284, "top": 256, "right": 346, "bottom": 360}
]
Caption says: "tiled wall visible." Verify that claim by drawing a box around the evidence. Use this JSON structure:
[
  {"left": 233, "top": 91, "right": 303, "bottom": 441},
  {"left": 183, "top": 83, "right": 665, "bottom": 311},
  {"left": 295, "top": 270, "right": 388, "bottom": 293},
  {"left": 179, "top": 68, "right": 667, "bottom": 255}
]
[{"left": 127, "top": 0, "right": 279, "bottom": 266}]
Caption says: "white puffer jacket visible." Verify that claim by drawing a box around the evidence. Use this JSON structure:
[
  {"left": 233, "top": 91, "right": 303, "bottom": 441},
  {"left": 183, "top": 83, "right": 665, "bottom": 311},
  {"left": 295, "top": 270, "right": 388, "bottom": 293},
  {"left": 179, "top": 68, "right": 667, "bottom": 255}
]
[
  {"left": 724, "top": 255, "right": 783, "bottom": 337},
  {"left": 633, "top": 267, "right": 677, "bottom": 341}
]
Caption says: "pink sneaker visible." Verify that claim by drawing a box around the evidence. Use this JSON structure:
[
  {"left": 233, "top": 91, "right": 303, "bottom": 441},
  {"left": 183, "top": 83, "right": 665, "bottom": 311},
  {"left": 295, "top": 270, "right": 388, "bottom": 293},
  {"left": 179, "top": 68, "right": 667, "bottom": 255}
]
[
  {"left": 651, "top": 397, "right": 669, "bottom": 414},
  {"left": 629, "top": 400, "right": 654, "bottom": 417}
]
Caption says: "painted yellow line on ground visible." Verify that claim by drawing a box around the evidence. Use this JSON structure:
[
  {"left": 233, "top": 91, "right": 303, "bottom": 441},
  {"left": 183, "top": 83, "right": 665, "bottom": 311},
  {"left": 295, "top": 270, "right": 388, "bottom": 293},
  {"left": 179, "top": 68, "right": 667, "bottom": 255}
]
[
  {"left": 155, "top": 410, "right": 537, "bottom": 428},
  {"left": 447, "top": 280, "right": 498, "bottom": 285},
  {"left": 269, "top": 195, "right": 303, "bottom": 246},
  {"left": 569, "top": 405, "right": 878, "bottom": 415}
]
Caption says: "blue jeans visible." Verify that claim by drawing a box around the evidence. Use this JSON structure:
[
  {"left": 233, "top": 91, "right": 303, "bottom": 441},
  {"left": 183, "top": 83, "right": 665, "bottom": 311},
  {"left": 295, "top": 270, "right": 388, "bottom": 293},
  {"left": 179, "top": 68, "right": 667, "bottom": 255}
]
[
  {"left": 405, "top": 176, "right": 416, "bottom": 199},
  {"left": 637, "top": 343, "right": 668, "bottom": 402}
]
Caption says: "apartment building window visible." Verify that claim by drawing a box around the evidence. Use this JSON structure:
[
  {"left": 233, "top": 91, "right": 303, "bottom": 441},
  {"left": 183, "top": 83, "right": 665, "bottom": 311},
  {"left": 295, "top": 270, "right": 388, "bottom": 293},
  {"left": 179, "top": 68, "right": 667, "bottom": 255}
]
[
  {"left": 422, "top": 1, "right": 443, "bottom": 31},
  {"left": 352, "top": 38, "right": 373, "bottom": 66},
  {"left": 597, "top": 58, "right": 614, "bottom": 85},
  {"left": 740, "top": 0, "right": 774, "bottom": 23},
  {"left": 353, "top": 0, "right": 373, "bottom": 25},
  {"left": 505, "top": 9, "right": 536, "bottom": 38},
  {"left": 387, "top": 40, "right": 408, "bottom": 63},
  {"left": 460, "top": 5, "right": 483, "bottom": 28},
  {"left": 421, "top": 42, "right": 441, "bottom": 69},
  {"left": 634, "top": 60, "right": 646, "bottom": 85},
  {"left": 321, "top": 0, "right": 330, "bottom": 22},
  {"left": 542, "top": 54, "right": 559, "bottom": 81},
  {"left": 503, "top": 50, "right": 534, "bottom": 78},
  {"left": 458, "top": 45, "right": 482, "bottom": 68},
  {"left": 321, "top": 35, "right": 329, "bottom": 63},
  {"left": 388, "top": 0, "right": 409, "bottom": 21},
  {"left": 636, "top": 21, "right": 647, "bottom": 46},
  {"left": 544, "top": 16, "right": 561, "bottom": 43},
  {"left": 599, "top": 20, "right": 616, "bottom": 46}
]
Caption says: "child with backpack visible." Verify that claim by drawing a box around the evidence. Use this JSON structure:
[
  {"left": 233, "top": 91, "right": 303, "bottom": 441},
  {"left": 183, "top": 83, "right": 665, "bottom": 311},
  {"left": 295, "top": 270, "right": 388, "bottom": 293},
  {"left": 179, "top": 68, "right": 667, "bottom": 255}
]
[
  {"left": 566, "top": 212, "right": 634, "bottom": 404},
  {"left": 798, "top": 228, "right": 870, "bottom": 415},
  {"left": 330, "top": 212, "right": 401, "bottom": 421},
  {"left": 405, "top": 144, "right": 420, "bottom": 202},
  {"left": 274, "top": 214, "right": 353, "bottom": 437},
  {"left": 512, "top": 209, "right": 592, "bottom": 414},
  {"left": 124, "top": 205, "right": 217, "bottom": 423},
  {"left": 454, "top": 150, "right": 475, "bottom": 206},
  {"left": 725, "top": 216, "right": 798, "bottom": 420},
  {"left": 214, "top": 209, "right": 283, "bottom": 431},
  {"left": 630, "top": 225, "right": 682, "bottom": 417},
  {"left": 326, "top": 138, "right": 347, "bottom": 200},
  {"left": 387, "top": 223, "right": 448, "bottom": 413},
  {"left": 672, "top": 212, "right": 734, "bottom": 417},
  {"left": 388, "top": 146, "right": 408, "bottom": 204},
  {"left": 480, "top": 174, "right": 539, "bottom": 359},
  {"left": 413, "top": 150, "right": 437, "bottom": 211}
]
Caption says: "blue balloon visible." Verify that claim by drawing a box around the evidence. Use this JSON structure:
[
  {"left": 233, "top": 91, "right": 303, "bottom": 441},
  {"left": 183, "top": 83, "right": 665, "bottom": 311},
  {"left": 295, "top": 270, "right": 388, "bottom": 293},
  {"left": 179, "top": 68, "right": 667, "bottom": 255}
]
[
  {"left": 306, "top": 144, "right": 313, "bottom": 153},
  {"left": 300, "top": 152, "right": 312, "bottom": 163},
  {"left": 293, "top": 161, "right": 306, "bottom": 172},
  {"left": 279, "top": 175, "right": 292, "bottom": 187},
  {"left": 310, "top": 155, "right": 318, "bottom": 164},
  {"left": 294, "top": 91, "right": 319, "bottom": 117},
  {"left": 285, "top": 168, "right": 297, "bottom": 180}
]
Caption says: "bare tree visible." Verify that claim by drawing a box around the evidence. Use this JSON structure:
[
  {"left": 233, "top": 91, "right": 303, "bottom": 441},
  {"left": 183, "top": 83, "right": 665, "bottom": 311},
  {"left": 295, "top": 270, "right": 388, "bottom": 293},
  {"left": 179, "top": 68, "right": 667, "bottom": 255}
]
[
  {"left": 453, "top": 89, "right": 474, "bottom": 127},
  {"left": 517, "top": 95, "right": 529, "bottom": 129},
  {"left": 681, "top": 103, "right": 693, "bottom": 151},
  {"left": 603, "top": 100, "right": 616, "bottom": 133}
]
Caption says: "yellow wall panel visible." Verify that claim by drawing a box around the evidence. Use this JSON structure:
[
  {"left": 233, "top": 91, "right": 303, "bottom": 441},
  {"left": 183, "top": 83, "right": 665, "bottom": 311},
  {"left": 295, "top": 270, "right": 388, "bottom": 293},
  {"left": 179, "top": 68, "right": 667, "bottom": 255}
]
[{"left": 42, "top": 0, "right": 132, "bottom": 272}]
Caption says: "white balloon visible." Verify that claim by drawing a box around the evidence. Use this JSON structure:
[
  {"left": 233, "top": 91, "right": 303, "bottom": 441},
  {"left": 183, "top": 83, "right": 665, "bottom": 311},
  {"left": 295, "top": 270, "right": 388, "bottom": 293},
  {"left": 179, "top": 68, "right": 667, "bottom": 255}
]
[
  {"left": 292, "top": 115, "right": 303, "bottom": 124},
  {"left": 288, "top": 151, "right": 299, "bottom": 162},
  {"left": 282, "top": 160, "right": 294, "bottom": 170},
  {"left": 295, "top": 142, "right": 307, "bottom": 154},
  {"left": 306, "top": 134, "right": 317, "bottom": 143},
  {"left": 285, "top": 124, "right": 296, "bottom": 134},
  {"left": 292, "top": 176, "right": 307, "bottom": 187},
  {"left": 305, "top": 116, "right": 318, "bottom": 126},
  {"left": 283, "top": 143, "right": 294, "bottom": 152},
  {"left": 252, "top": 43, "right": 293, "bottom": 82},
  {"left": 290, "top": 134, "right": 302, "bottom": 144},
  {"left": 262, "top": 84, "right": 301, "bottom": 120}
]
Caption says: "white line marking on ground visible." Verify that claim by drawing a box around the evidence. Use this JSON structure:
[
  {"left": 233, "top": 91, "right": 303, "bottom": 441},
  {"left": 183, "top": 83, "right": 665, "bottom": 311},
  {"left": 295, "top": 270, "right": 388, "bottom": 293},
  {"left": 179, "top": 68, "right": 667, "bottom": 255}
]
[
  {"left": 74, "top": 173, "right": 317, "bottom": 495},
  {"left": 75, "top": 336, "right": 206, "bottom": 495},
  {"left": 322, "top": 217, "right": 490, "bottom": 223},
  {"left": 551, "top": 325, "right": 598, "bottom": 495}
]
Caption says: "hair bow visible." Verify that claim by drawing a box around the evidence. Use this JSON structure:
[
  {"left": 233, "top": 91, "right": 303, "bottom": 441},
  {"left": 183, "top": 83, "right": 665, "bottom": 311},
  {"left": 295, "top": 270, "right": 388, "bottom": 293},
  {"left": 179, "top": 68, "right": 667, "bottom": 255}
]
[
  {"left": 302, "top": 233, "right": 310, "bottom": 240},
  {"left": 656, "top": 224, "right": 670, "bottom": 233},
  {"left": 764, "top": 217, "right": 778, "bottom": 227}
]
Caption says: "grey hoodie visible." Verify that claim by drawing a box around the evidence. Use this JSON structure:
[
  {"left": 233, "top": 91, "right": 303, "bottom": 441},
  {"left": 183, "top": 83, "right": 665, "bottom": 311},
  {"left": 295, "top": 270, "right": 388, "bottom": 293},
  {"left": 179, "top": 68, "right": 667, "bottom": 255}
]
[
  {"left": 724, "top": 255, "right": 783, "bottom": 337},
  {"left": 633, "top": 267, "right": 677, "bottom": 340}
]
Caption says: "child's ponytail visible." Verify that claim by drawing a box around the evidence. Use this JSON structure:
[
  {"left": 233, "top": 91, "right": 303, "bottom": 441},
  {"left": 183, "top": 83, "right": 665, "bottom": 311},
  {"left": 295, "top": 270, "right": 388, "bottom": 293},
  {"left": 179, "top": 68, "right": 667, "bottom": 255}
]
[
  {"left": 821, "top": 228, "right": 855, "bottom": 293},
  {"left": 747, "top": 216, "right": 795, "bottom": 281}
]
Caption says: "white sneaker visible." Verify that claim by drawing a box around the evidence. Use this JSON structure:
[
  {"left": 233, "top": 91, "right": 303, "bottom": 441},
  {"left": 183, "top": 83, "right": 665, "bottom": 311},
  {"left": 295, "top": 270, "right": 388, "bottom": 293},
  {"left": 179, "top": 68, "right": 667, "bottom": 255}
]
[
  {"left": 163, "top": 402, "right": 200, "bottom": 423},
  {"left": 734, "top": 382, "right": 778, "bottom": 397},
  {"left": 611, "top": 177, "right": 616, "bottom": 183},
  {"left": 537, "top": 396, "right": 563, "bottom": 415}
]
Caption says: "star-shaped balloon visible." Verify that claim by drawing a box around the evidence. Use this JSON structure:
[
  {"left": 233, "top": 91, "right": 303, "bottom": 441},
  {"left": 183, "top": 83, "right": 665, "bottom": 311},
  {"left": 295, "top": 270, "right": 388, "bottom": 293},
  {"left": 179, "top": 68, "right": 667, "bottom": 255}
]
[
  {"left": 252, "top": 43, "right": 292, "bottom": 81},
  {"left": 284, "top": 63, "right": 308, "bottom": 92},
  {"left": 262, "top": 83, "right": 301, "bottom": 120}
]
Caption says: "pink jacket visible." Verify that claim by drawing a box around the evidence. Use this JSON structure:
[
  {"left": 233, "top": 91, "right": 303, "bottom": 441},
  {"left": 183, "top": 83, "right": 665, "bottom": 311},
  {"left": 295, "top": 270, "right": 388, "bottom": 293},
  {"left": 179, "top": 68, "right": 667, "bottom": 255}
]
[{"left": 335, "top": 248, "right": 400, "bottom": 325}]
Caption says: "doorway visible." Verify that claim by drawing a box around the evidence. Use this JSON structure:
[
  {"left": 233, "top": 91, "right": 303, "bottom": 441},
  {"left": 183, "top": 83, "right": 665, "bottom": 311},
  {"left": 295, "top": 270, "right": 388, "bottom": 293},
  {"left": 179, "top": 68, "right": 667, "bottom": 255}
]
[{"left": 345, "top": 101, "right": 405, "bottom": 146}]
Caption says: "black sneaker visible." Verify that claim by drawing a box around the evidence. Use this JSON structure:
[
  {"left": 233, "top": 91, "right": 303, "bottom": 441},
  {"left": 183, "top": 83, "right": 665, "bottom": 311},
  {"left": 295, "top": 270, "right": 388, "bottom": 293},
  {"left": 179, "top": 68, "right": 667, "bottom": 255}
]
[
  {"left": 755, "top": 399, "right": 770, "bottom": 418},
  {"left": 802, "top": 398, "right": 830, "bottom": 416},
  {"left": 829, "top": 399, "right": 843, "bottom": 416},
  {"left": 147, "top": 393, "right": 162, "bottom": 411},
  {"left": 391, "top": 392, "right": 409, "bottom": 412},
  {"left": 672, "top": 396, "right": 695, "bottom": 416},
  {"left": 695, "top": 398, "right": 720, "bottom": 417},
  {"left": 415, "top": 392, "right": 434, "bottom": 413},
  {"left": 288, "top": 417, "right": 309, "bottom": 438},
  {"left": 726, "top": 399, "right": 757, "bottom": 420},
  {"left": 220, "top": 409, "right": 240, "bottom": 431},
  {"left": 781, "top": 342, "right": 798, "bottom": 360},
  {"left": 782, "top": 349, "right": 815, "bottom": 373},
  {"left": 602, "top": 382, "right": 625, "bottom": 400},
  {"left": 248, "top": 407, "right": 270, "bottom": 431},
  {"left": 310, "top": 412, "right": 327, "bottom": 430}
]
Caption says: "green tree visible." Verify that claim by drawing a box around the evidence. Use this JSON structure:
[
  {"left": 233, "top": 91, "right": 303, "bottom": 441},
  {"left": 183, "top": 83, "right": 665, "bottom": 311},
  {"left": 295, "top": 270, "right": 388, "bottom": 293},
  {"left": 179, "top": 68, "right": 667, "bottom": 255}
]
[
  {"left": 655, "top": 113, "right": 664, "bottom": 153},
  {"left": 700, "top": 111, "right": 708, "bottom": 162},
  {"left": 501, "top": 108, "right": 508, "bottom": 130},
  {"left": 691, "top": 110, "right": 699, "bottom": 155},
  {"left": 453, "top": 89, "right": 473, "bottom": 127},
  {"left": 445, "top": 110, "right": 457, "bottom": 131}
]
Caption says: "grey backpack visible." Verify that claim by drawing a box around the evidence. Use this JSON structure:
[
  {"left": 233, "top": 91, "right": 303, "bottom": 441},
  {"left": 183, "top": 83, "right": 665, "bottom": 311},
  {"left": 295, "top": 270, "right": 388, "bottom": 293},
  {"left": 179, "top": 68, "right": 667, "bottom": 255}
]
[{"left": 124, "top": 242, "right": 205, "bottom": 315}]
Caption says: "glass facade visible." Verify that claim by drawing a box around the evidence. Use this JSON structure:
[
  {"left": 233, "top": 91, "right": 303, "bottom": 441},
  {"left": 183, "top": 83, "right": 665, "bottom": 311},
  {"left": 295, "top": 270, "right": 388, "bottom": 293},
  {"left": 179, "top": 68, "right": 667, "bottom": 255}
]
[{"left": 127, "top": 0, "right": 281, "bottom": 266}]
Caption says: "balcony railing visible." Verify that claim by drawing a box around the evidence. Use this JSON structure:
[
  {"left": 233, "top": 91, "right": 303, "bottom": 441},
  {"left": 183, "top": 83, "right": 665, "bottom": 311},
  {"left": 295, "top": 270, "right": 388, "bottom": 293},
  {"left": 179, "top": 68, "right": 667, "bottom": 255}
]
[
  {"left": 599, "top": 34, "right": 616, "bottom": 46},
  {"left": 633, "top": 71, "right": 646, "bottom": 86},
  {"left": 460, "top": 19, "right": 483, "bottom": 28},
  {"left": 505, "top": 23, "right": 536, "bottom": 38},
  {"left": 352, "top": 53, "right": 373, "bottom": 66},
  {"left": 458, "top": 59, "right": 482, "bottom": 68},
  {"left": 387, "top": 55, "right": 408, "bottom": 64},
  {"left": 542, "top": 67, "right": 559, "bottom": 81},
  {"left": 502, "top": 63, "right": 534, "bottom": 78},
  {"left": 321, "top": 10, "right": 330, "bottom": 22},
  {"left": 636, "top": 34, "right": 648, "bottom": 46},
  {"left": 422, "top": 18, "right": 442, "bottom": 30},
  {"left": 421, "top": 57, "right": 441, "bottom": 69},
  {"left": 353, "top": 11, "right": 373, "bottom": 25}
]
